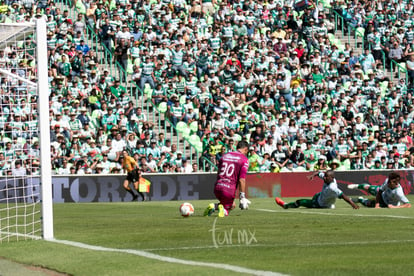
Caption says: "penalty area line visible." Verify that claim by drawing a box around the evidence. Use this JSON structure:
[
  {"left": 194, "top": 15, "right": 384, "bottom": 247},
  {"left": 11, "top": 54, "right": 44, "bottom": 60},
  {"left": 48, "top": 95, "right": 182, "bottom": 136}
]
[
  {"left": 50, "top": 239, "right": 286, "bottom": 276},
  {"left": 255, "top": 208, "right": 414, "bottom": 219}
]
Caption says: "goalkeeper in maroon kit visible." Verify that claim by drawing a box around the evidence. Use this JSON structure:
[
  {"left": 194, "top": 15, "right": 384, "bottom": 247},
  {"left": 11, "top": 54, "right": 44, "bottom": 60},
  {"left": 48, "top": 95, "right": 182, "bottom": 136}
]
[{"left": 204, "top": 140, "right": 251, "bottom": 217}]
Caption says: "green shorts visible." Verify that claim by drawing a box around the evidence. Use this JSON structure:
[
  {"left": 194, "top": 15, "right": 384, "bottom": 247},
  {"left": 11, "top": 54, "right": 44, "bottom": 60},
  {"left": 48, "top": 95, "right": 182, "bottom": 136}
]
[{"left": 311, "top": 193, "right": 322, "bottom": 208}]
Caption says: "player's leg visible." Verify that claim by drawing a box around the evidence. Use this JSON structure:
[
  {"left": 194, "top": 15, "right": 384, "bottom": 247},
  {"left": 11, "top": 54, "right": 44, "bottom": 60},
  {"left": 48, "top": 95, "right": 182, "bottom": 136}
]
[
  {"left": 348, "top": 184, "right": 369, "bottom": 190},
  {"left": 354, "top": 197, "right": 376, "bottom": 207},
  {"left": 204, "top": 188, "right": 218, "bottom": 216},
  {"left": 215, "top": 190, "right": 234, "bottom": 217},
  {"left": 275, "top": 198, "right": 315, "bottom": 208},
  {"left": 217, "top": 199, "right": 234, "bottom": 217},
  {"left": 348, "top": 183, "right": 379, "bottom": 196},
  {"left": 139, "top": 192, "right": 147, "bottom": 201},
  {"left": 275, "top": 197, "right": 300, "bottom": 209},
  {"left": 132, "top": 181, "right": 147, "bottom": 201},
  {"left": 204, "top": 188, "right": 217, "bottom": 216},
  {"left": 204, "top": 203, "right": 216, "bottom": 216},
  {"left": 295, "top": 199, "right": 315, "bottom": 208},
  {"left": 277, "top": 192, "right": 319, "bottom": 209},
  {"left": 204, "top": 190, "right": 232, "bottom": 217},
  {"left": 123, "top": 178, "right": 138, "bottom": 201},
  {"left": 367, "top": 185, "right": 380, "bottom": 196},
  {"left": 203, "top": 203, "right": 229, "bottom": 217},
  {"left": 217, "top": 204, "right": 227, "bottom": 217}
]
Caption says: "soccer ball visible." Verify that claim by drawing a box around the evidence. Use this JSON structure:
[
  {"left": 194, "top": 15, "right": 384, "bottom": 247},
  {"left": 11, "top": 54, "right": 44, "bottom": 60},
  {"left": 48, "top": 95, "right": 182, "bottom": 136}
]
[{"left": 179, "top": 202, "right": 194, "bottom": 217}]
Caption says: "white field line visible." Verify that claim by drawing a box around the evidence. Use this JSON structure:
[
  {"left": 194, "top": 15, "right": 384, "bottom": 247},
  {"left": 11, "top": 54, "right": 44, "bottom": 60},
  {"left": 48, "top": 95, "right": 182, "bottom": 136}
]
[
  {"left": 50, "top": 239, "right": 286, "bottom": 276},
  {"left": 256, "top": 208, "right": 414, "bottom": 219},
  {"left": 141, "top": 239, "right": 414, "bottom": 252}
]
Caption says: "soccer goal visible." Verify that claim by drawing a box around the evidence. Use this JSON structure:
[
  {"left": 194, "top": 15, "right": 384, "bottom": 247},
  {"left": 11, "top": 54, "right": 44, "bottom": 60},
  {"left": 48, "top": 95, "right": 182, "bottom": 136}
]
[{"left": 0, "top": 20, "right": 53, "bottom": 242}]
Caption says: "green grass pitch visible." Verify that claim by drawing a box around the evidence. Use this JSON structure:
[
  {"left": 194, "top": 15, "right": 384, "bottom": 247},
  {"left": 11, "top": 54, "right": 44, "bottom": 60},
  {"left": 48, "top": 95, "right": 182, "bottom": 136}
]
[{"left": 1, "top": 196, "right": 414, "bottom": 275}]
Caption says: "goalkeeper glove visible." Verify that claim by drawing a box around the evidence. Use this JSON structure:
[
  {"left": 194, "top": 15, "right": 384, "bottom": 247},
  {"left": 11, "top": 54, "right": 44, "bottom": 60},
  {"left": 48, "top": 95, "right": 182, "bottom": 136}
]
[{"left": 239, "top": 192, "right": 251, "bottom": 210}]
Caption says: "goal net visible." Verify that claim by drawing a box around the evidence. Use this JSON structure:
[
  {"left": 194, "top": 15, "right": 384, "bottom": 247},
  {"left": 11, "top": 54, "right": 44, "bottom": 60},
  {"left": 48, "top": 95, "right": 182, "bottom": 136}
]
[{"left": 0, "top": 20, "right": 53, "bottom": 242}]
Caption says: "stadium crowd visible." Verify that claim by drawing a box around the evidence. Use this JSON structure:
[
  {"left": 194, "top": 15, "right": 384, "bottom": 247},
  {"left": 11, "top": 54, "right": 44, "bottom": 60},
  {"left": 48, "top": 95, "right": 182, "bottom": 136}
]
[{"left": 1, "top": 0, "right": 414, "bottom": 175}]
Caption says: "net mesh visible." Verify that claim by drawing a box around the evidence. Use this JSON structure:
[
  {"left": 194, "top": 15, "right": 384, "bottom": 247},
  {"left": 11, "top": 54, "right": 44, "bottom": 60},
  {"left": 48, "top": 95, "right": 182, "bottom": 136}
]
[{"left": 0, "top": 23, "right": 42, "bottom": 242}]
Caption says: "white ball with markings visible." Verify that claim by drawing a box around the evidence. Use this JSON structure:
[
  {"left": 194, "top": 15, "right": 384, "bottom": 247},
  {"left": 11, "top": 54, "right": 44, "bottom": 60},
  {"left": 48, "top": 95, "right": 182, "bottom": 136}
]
[{"left": 179, "top": 202, "right": 194, "bottom": 217}]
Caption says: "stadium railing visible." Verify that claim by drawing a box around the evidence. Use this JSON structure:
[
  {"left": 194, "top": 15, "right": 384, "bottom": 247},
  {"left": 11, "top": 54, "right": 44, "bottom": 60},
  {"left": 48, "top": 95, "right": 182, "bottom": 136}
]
[
  {"left": 390, "top": 59, "right": 408, "bottom": 83},
  {"left": 332, "top": 10, "right": 364, "bottom": 49},
  {"left": 201, "top": 156, "right": 218, "bottom": 172},
  {"left": 97, "top": 49, "right": 205, "bottom": 168},
  {"left": 332, "top": 9, "right": 409, "bottom": 84}
]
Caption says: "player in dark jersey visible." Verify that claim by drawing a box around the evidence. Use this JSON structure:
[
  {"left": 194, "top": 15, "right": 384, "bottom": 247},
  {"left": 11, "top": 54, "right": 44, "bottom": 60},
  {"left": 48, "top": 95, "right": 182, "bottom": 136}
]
[{"left": 204, "top": 140, "right": 251, "bottom": 217}]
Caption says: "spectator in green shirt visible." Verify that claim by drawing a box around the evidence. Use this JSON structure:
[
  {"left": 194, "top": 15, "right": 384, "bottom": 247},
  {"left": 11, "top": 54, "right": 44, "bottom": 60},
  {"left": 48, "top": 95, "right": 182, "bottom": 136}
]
[
  {"left": 248, "top": 146, "right": 261, "bottom": 172},
  {"left": 110, "top": 79, "right": 126, "bottom": 98},
  {"left": 304, "top": 141, "right": 318, "bottom": 170}
]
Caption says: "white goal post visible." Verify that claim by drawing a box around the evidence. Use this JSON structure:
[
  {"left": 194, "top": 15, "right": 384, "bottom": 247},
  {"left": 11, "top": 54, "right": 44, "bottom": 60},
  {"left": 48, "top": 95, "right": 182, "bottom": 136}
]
[
  {"left": 37, "top": 19, "right": 54, "bottom": 241},
  {"left": 0, "top": 19, "right": 53, "bottom": 242}
]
